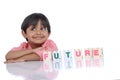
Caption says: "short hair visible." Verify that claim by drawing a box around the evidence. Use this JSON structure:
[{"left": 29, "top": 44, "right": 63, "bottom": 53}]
[{"left": 21, "top": 13, "right": 51, "bottom": 33}]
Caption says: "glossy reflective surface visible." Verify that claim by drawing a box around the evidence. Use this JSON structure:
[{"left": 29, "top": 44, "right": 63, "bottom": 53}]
[{"left": 1, "top": 48, "right": 120, "bottom": 80}]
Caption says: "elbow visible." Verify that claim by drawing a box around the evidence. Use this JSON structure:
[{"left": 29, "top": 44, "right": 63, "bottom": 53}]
[
  {"left": 5, "top": 54, "right": 9, "bottom": 60},
  {"left": 5, "top": 52, "right": 12, "bottom": 60}
]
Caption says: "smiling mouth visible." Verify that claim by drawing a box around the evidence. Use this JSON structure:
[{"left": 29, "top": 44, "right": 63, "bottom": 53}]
[{"left": 33, "top": 36, "right": 44, "bottom": 40}]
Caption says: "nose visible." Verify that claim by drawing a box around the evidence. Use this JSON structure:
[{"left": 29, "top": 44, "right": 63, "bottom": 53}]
[{"left": 36, "top": 30, "right": 41, "bottom": 34}]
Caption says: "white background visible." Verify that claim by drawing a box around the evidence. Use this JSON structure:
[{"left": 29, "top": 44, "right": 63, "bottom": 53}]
[
  {"left": 0, "top": 0, "right": 120, "bottom": 79},
  {"left": 0, "top": 0, "right": 120, "bottom": 61}
]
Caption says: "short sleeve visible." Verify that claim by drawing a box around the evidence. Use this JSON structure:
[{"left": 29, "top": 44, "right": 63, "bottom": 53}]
[{"left": 10, "top": 42, "right": 28, "bottom": 51}]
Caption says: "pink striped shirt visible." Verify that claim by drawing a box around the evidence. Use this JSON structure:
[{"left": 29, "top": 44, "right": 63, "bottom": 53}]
[{"left": 11, "top": 39, "right": 58, "bottom": 60}]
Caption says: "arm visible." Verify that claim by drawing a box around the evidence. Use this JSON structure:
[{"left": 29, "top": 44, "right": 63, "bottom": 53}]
[
  {"left": 16, "top": 53, "right": 41, "bottom": 61},
  {"left": 5, "top": 47, "right": 43, "bottom": 61},
  {"left": 5, "top": 49, "right": 34, "bottom": 60},
  {"left": 5, "top": 53, "right": 41, "bottom": 63}
]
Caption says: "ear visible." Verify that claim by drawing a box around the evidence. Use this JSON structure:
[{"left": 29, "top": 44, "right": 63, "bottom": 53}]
[{"left": 21, "top": 30, "right": 27, "bottom": 39}]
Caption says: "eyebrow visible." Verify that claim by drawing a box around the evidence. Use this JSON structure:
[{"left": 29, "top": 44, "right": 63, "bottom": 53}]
[{"left": 29, "top": 25, "right": 47, "bottom": 29}]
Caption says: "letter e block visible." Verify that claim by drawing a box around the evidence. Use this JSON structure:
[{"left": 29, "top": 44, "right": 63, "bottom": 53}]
[{"left": 93, "top": 48, "right": 103, "bottom": 58}]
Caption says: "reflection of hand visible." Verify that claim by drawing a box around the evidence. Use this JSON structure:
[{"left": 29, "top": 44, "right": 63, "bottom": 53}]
[{"left": 4, "top": 59, "right": 25, "bottom": 63}]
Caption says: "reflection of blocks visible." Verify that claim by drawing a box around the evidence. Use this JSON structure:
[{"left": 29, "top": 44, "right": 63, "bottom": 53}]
[
  {"left": 43, "top": 51, "right": 52, "bottom": 62},
  {"left": 85, "top": 58, "right": 93, "bottom": 67},
  {"left": 84, "top": 48, "right": 93, "bottom": 58},
  {"left": 43, "top": 61, "right": 53, "bottom": 72},
  {"left": 75, "top": 60, "right": 83, "bottom": 68},
  {"left": 93, "top": 57, "right": 104, "bottom": 67},
  {"left": 74, "top": 49, "right": 83, "bottom": 60},
  {"left": 53, "top": 61, "right": 62, "bottom": 71},
  {"left": 52, "top": 51, "right": 62, "bottom": 62},
  {"left": 93, "top": 48, "right": 103, "bottom": 58},
  {"left": 63, "top": 50, "right": 73, "bottom": 69}
]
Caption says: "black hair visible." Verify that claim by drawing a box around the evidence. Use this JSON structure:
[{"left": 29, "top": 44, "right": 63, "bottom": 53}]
[
  {"left": 21, "top": 13, "right": 51, "bottom": 41},
  {"left": 21, "top": 13, "right": 51, "bottom": 33}
]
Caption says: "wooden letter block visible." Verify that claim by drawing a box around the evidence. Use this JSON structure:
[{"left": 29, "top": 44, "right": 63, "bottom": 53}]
[
  {"left": 84, "top": 48, "right": 92, "bottom": 58},
  {"left": 52, "top": 51, "right": 61, "bottom": 62},
  {"left": 43, "top": 51, "right": 52, "bottom": 62},
  {"left": 74, "top": 49, "right": 83, "bottom": 60},
  {"left": 93, "top": 48, "right": 103, "bottom": 58}
]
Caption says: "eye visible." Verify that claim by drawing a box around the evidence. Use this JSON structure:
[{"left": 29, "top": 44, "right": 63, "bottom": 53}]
[
  {"left": 31, "top": 26, "right": 36, "bottom": 31},
  {"left": 40, "top": 27, "right": 47, "bottom": 31}
]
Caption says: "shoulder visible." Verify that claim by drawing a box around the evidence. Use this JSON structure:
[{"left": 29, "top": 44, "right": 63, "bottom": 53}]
[
  {"left": 44, "top": 39, "right": 56, "bottom": 46},
  {"left": 43, "top": 39, "right": 58, "bottom": 51},
  {"left": 20, "top": 42, "right": 29, "bottom": 48},
  {"left": 11, "top": 42, "right": 29, "bottom": 51}
]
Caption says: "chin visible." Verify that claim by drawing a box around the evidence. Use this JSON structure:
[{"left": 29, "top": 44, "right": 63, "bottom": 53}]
[{"left": 34, "top": 41, "right": 45, "bottom": 45}]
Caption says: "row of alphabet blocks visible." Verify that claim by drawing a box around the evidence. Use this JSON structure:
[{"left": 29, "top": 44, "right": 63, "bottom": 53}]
[{"left": 43, "top": 48, "right": 103, "bottom": 62}]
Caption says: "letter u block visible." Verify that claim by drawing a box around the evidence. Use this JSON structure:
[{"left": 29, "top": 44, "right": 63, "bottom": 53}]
[
  {"left": 74, "top": 49, "right": 83, "bottom": 60},
  {"left": 52, "top": 51, "right": 62, "bottom": 62}
]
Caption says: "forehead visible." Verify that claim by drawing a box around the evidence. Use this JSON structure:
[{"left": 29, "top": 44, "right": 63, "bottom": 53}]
[
  {"left": 29, "top": 20, "right": 44, "bottom": 27},
  {"left": 27, "top": 18, "right": 48, "bottom": 30},
  {"left": 30, "top": 19, "right": 42, "bottom": 25}
]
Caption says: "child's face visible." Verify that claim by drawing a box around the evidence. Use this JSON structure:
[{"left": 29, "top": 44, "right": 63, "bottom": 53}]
[{"left": 22, "top": 20, "right": 50, "bottom": 47}]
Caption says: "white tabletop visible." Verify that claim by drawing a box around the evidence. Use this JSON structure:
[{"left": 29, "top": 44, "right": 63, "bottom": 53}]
[{"left": 0, "top": 47, "right": 120, "bottom": 80}]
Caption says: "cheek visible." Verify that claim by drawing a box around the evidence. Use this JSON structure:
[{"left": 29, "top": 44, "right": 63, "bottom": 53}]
[
  {"left": 26, "top": 32, "right": 34, "bottom": 38},
  {"left": 45, "top": 33, "right": 50, "bottom": 37}
]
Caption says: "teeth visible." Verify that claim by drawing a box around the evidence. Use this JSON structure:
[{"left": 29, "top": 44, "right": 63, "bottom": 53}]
[
  {"left": 33, "top": 36, "right": 44, "bottom": 39},
  {"left": 35, "top": 37, "right": 41, "bottom": 39},
  {"left": 33, "top": 37, "right": 42, "bottom": 39}
]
